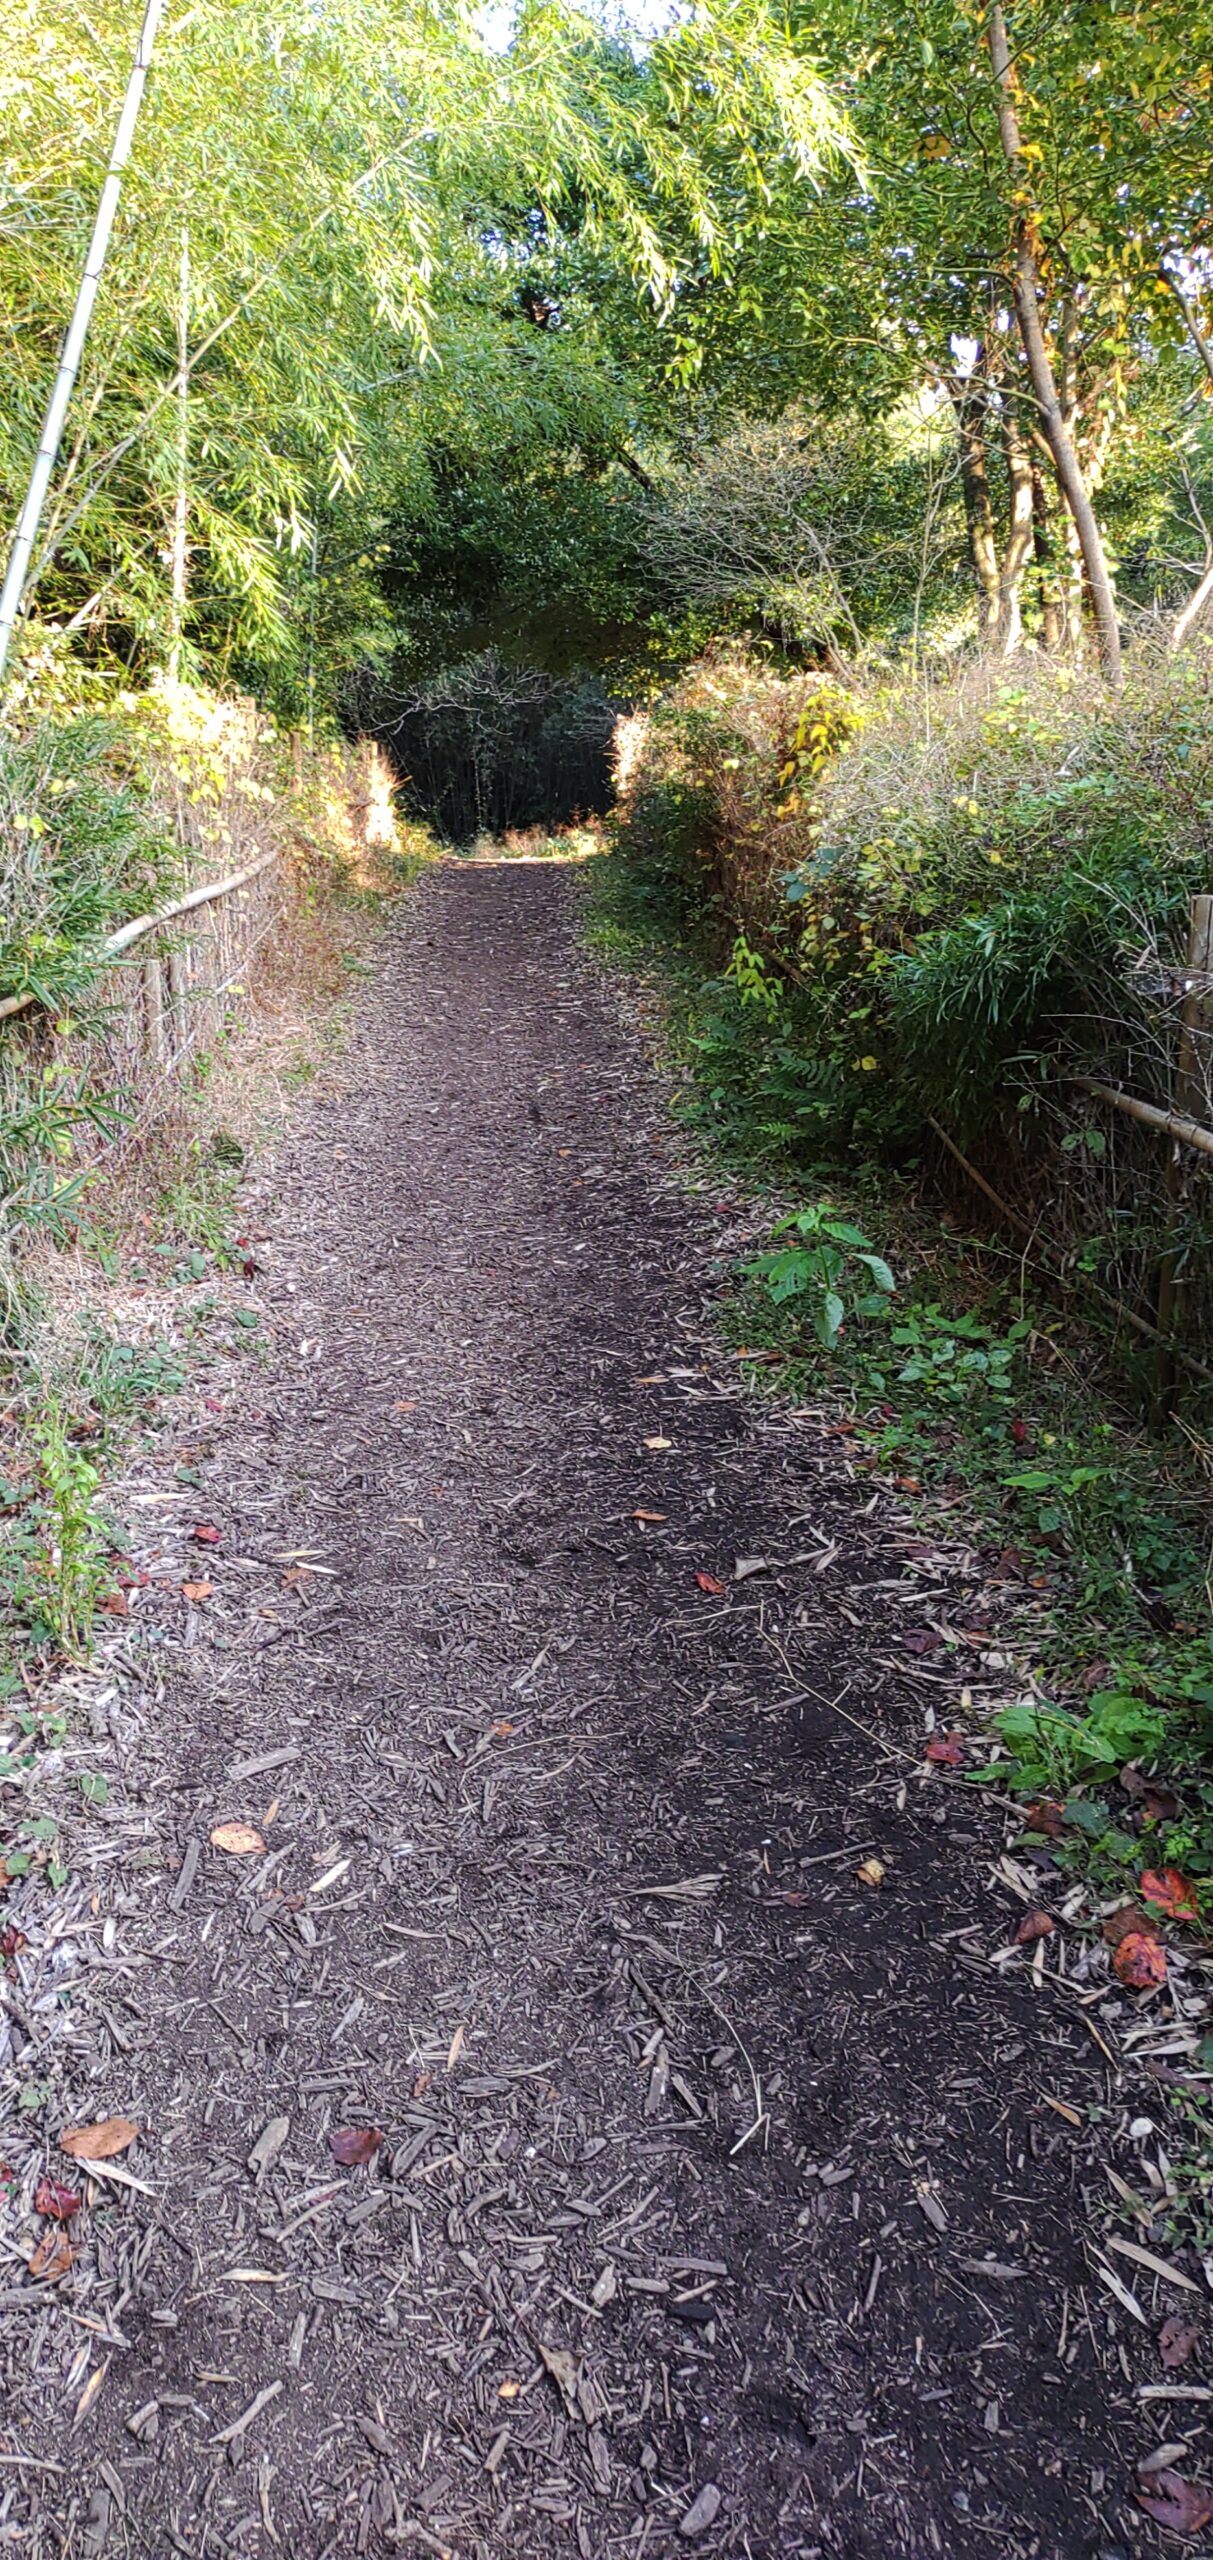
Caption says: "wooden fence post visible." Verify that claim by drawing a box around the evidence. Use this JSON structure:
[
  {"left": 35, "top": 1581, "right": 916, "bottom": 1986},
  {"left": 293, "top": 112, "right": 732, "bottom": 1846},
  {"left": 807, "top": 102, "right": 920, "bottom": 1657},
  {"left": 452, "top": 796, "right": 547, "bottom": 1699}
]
[{"left": 1155, "top": 892, "right": 1213, "bottom": 1414}]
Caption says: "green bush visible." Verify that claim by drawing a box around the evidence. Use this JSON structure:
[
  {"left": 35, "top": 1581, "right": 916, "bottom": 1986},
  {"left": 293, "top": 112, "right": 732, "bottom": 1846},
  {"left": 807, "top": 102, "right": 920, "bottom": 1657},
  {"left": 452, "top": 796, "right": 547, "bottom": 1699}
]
[{"left": 0, "top": 714, "right": 175, "bottom": 1016}]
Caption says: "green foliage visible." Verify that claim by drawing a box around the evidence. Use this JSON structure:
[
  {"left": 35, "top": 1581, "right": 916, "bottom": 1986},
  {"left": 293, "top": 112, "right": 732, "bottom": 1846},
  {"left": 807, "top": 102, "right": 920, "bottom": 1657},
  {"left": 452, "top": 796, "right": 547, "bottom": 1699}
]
[
  {"left": 0, "top": 712, "right": 175, "bottom": 1012},
  {"left": 747, "top": 1200, "right": 893, "bottom": 1345}
]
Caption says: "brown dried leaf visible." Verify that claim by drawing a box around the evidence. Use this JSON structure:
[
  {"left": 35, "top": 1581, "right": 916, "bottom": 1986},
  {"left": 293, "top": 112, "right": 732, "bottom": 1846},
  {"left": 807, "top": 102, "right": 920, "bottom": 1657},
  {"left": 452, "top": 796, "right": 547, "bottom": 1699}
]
[
  {"left": 328, "top": 2126, "right": 381, "bottom": 2167},
  {"left": 925, "top": 1733, "right": 964, "bottom": 1767},
  {"left": 1025, "top": 1799, "right": 1066, "bottom": 1839},
  {"left": 60, "top": 2116, "right": 139, "bottom": 2161},
  {"left": 856, "top": 1857, "right": 886, "bottom": 1888},
  {"left": 1135, "top": 2469, "right": 1213, "bottom": 2536},
  {"left": 1014, "top": 1909, "right": 1055, "bottom": 1946},
  {"left": 210, "top": 1821, "right": 265, "bottom": 1856},
  {"left": 29, "top": 2228, "right": 75, "bottom": 2282},
  {"left": 1160, "top": 2315, "right": 1200, "bottom": 2371},
  {"left": 181, "top": 1580, "right": 214, "bottom": 1603},
  {"left": 694, "top": 1570, "right": 726, "bottom": 1596}
]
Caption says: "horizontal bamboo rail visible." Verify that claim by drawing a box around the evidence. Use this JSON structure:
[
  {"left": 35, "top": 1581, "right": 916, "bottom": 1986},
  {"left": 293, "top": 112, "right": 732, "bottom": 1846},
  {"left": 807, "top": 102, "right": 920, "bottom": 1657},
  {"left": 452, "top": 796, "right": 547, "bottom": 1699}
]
[
  {"left": 0, "top": 846, "right": 280, "bottom": 1025},
  {"left": 1072, "top": 1076, "right": 1213, "bottom": 1165}
]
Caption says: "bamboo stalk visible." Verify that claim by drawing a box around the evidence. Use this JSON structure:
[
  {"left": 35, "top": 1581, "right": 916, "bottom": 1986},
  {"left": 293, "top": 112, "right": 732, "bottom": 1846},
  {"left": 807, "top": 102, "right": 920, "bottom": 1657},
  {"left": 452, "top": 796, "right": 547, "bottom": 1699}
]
[
  {"left": 0, "top": 0, "right": 168, "bottom": 685},
  {"left": 1072, "top": 1075, "right": 1213, "bottom": 1164}
]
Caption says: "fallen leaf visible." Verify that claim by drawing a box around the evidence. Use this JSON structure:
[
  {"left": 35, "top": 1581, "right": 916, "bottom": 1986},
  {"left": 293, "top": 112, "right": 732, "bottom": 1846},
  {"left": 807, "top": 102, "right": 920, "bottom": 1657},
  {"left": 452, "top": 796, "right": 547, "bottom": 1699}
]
[
  {"left": 391, "top": 1400, "right": 417, "bottom": 1414},
  {"left": 694, "top": 1570, "right": 726, "bottom": 1596},
  {"left": 1010, "top": 1418, "right": 1029, "bottom": 1445},
  {"left": 328, "top": 2126, "right": 381, "bottom": 2167},
  {"left": 98, "top": 1590, "right": 129, "bottom": 1617},
  {"left": 34, "top": 2175, "right": 80, "bottom": 2221},
  {"left": 73, "top": 2360, "right": 109, "bottom": 2424},
  {"left": 490, "top": 1719, "right": 515, "bottom": 1739},
  {"left": 894, "top": 1474, "right": 921, "bottom": 1495},
  {"left": 210, "top": 1821, "right": 265, "bottom": 1856},
  {"left": 1144, "top": 1785, "right": 1183, "bottom": 1824},
  {"left": 446, "top": 2022, "right": 465, "bottom": 2072},
  {"left": 1103, "top": 1901, "right": 1153, "bottom": 1948},
  {"left": 1025, "top": 1799, "right": 1066, "bottom": 1839},
  {"left": 1115, "top": 1931, "right": 1168, "bottom": 1990},
  {"left": 902, "top": 1629, "right": 941, "bottom": 1655},
  {"left": 1014, "top": 1909, "right": 1055, "bottom": 1946},
  {"left": 856, "top": 1857, "right": 886, "bottom": 1888},
  {"left": 631, "top": 1509, "right": 666, "bottom": 1523},
  {"left": 181, "top": 1580, "right": 214, "bottom": 1603},
  {"left": 1143, "top": 1869, "right": 1201, "bottom": 1924},
  {"left": 192, "top": 1523, "right": 222, "bottom": 1545},
  {"left": 29, "top": 2229, "right": 75, "bottom": 2282},
  {"left": 60, "top": 2117, "right": 139, "bottom": 2161},
  {"left": 1160, "top": 2315, "right": 1201, "bottom": 2370},
  {"left": 1135, "top": 2469, "right": 1213, "bottom": 2535},
  {"left": 498, "top": 2379, "right": 522, "bottom": 2400},
  {"left": 643, "top": 1436, "right": 672, "bottom": 1452},
  {"left": 925, "top": 1733, "right": 964, "bottom": 1766}
]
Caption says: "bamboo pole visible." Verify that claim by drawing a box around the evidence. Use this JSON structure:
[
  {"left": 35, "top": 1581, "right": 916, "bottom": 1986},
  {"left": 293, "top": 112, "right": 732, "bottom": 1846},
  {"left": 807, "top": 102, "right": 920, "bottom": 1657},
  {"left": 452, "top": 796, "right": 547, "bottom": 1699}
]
[
  {"left": 928, "top": 1113, "right": 1213, "bottom": 1384},
  {"left": 0, "top": 0, "right": 168, "bottom": 686},
  {"left": 1071, "top": 1076, "right": 1213, "bottom": 1163},
  {"left": 0, "top": 848, "right": 280, "bottom": 1024}
]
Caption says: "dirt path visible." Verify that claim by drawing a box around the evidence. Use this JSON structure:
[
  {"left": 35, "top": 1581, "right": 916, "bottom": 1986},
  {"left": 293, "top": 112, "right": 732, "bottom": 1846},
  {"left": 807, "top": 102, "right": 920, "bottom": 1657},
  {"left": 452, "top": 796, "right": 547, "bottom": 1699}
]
[{"left": 13, "top": 863, "right": 1166, "bottom": 2558}]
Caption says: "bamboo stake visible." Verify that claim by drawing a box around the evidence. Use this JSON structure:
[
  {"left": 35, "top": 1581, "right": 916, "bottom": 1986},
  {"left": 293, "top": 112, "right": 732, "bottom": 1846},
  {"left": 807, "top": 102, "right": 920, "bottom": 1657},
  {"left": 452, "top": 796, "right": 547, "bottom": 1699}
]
[{"left": 0, "top": 0, "right": 168, "bottom": 687}]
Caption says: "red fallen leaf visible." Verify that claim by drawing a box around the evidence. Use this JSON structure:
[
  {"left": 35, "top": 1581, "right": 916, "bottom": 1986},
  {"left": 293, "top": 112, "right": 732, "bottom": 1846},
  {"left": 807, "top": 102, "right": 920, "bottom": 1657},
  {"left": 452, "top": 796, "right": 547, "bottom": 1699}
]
[
  {"left": 1160, "top": 2314, "right": 1200, "bottom": 2370},
  {"left": 181, "top": 1580, "right": 214, "bottom": 1603},
  {"left": 1, "top": 1925, "right": 26, "bottom": 1958},
  {"left": 894, "top": 1474, "right": 921, "bottom": 1494},
  {"left": 98, "top": 1589, "right": 129, "bottom": 1617},
  {"left": 328, "top": 2126, "right": 381, "bottom": 2167},
  {"left": 1010, "top": 1418, "right": 1029, "bottom": 1444},
  {"left": 34, "top": 2175, "right": 80, "bottom": 2222},
  {"left": 192, "top": 1523, "right": 222, "bottom": 1546},
  {"left": 694, "top": 1571, "right": 726, "bottom": 1596},
  {"left": 1143, "top": 1868, "right": 1201, "bottom": 1924},
  {"left": 1015, "top": 1908, "right": 1055, "bottom": 1945},
  {"left": 925, "top": 1733, "right": 964, "bottom": 1766},
  {"left": 631, "top": 1509, "right": 666, "bottom": 1523},
  {"left": 1135, "top": 2469, "right": 1213, "bottom": 2536},
  {"left": 29, "top": 2229, "right": 75, "bottom": 2283},
  {"left": 204, "top": 1396, "right": 224, "bottom": 1413},
  {"left": 1025, "top": 1799, "right": 1066, "bottom": 1839},
  {"left": 1115, "top": 1931, "right": 1168, "bottom": 1990}
]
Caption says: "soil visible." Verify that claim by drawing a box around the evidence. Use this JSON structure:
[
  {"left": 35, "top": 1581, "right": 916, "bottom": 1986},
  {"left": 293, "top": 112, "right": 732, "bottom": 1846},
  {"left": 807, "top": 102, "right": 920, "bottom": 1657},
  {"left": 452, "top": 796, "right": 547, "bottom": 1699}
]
[{"left": 2, "top": 861, "right": 1196, "bottom": 2558}]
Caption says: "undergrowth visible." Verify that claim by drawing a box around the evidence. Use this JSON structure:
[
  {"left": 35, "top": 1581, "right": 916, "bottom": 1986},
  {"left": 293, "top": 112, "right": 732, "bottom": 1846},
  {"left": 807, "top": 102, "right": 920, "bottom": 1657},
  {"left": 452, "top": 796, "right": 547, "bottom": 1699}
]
[{"left": 583, "top": 814, "right": 1213, "bottom": 1989}]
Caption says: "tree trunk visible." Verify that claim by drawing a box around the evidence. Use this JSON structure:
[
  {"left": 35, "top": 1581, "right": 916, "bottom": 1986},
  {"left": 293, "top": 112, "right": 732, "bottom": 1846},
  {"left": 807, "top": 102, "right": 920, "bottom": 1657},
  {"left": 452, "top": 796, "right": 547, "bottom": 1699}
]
[
  {"left": 1031, "top": 463, "right": 1065, "bottom": 650},
  {"left": 986, "top": 4, "right": 1122, "bottom": 688},
  {"left": 168, "top": 226, "right": 190, "bottom": 680},
  {"left": 995, "top": 393, "right": 1035, "bottom": 653},
  {"left": 948, "top": 371, "right": 1001, "bottom": 640}
]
